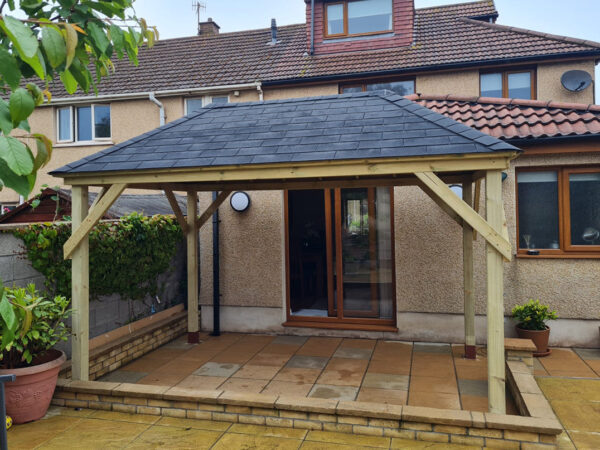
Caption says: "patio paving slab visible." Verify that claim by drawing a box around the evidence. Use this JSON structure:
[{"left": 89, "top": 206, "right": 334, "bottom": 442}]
[
  {"left": 285, "top": 355, "right": 329, "bottom": 369},
  {"left": 274, "top": 367, "right": 323, "bottom": 384},
  {"left": 99, "top": 370, "right": 149, "bottom": 383},
  {"left": 362, "top": 373, "right": 409, "bottom": 390},
  {"left": 193, "top": 362, "right": 241, "bottom": 377},
  {"left": 176, "top": 375, "right": 227, "bottom": 390},
  {"left": 231, "top": 364, "right": 281, "bottom": 380},
  {"left": 273, "top": 335, "right": 309, "bottom": 346},
  {"left": 458, "top": 379, "right": 488, "bottom": 397},
  {"left": 413, "top": 343, "right": 452, "bottom": 354},
  {"left": 262, "top": 380, "right": 314, "bottom": 397},
  {"left": 219, "top": 377, "right": 269, "bottom": 393},
  {"left": 356, "top": 387, "right": 407, "bottom": 405},
  {"left": 333, "top": 347, "right": 373, "bottom": 360},
  {"left": 126, "top": 425, "right": 223, "bottom": 449},
  {"left": 308, "top": 384, "right": 359, "bottom": 401}
]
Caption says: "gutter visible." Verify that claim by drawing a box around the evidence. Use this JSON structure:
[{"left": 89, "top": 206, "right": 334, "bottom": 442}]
[
  {"left": 262, "top": 51, "right": 600, "bottom": 87},
  {"left": 43, "top": 82, "right": 263, "bottom": 106},
  {"left": 148, "top": 92, "right": 165, "bottom": 126}
]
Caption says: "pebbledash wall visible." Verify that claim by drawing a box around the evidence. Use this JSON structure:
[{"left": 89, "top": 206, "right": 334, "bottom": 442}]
[
  {"left": 0, "top": 229, "right": 187, "bottom": 356},
  {"left": 198, "top": 150, "right": 600, "bottom": 348}
]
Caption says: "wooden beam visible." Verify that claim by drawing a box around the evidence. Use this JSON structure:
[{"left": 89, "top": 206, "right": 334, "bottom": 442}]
[
  {"left": 164, "top": 188, "right": 188, "bottom": 234},
  {"left": 473, "top": 179, "right": 482, "bottom": 240},
  {"left": 63, "top": 183, "right": 127, "bottom": 260},
  {"left": 186, "top": 192, "right": 199, "bottom": 343},
  {"left": 71, "top": 186, "right": 89, "bottom": 381},
  {"left": 486, "top": 170, "right": 506, "bottom": 414},
  {"left": 414, "top": 172, "right": 512, "bottom": 261},
  {"left": 462, "top": 177, "right": 476, "bottom": 359},
  {"left": 88, "top": 187, "right": 106, "bottom": 211},
  {"left": 61, "top": 153, "right": 517, "bottom": 186},
  {"left": 417, "top": 180, "right": 463, "bottom": 226},
  {"left": 196, "top": 191, "right": 232, "bottom": 229}
]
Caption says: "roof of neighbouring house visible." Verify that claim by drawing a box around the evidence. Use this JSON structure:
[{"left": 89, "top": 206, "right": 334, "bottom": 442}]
[
  {"left": 42, "top": 1, "right": 600, "bottom": 99},
  {"left": 51, "top": 90, "right": 519, "bottom": 176},
  {"left": 408, "top": 94, "right": 600, "bottom": 141},
  {"left": 0, "top": 188, "right": 187, "bottom": 223}
]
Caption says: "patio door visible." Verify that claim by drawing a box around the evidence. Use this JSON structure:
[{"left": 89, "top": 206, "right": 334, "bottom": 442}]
[{"left": 285, "top": 187, "right": 396, "bottom": 328}]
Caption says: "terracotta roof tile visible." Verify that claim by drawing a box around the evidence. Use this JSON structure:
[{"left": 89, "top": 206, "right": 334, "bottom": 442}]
[
  {"left": 41, "top": 1, "right": 600, "bottom": 99},
  {"left": 409, "top": 94, "right": 600, "bottom": 140}
]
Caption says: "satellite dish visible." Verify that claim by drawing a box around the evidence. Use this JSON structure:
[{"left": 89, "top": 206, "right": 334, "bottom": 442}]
[{"left": 561, "top": 70, "right": 593, "bottom": 92}]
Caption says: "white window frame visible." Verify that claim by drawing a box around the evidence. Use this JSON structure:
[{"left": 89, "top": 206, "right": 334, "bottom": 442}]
[
  {"left": 56, "top": 104, "right": 112, "bottom": 143},
  {"left": 185, "top": 95, "right": 230, "bottom": 116}
]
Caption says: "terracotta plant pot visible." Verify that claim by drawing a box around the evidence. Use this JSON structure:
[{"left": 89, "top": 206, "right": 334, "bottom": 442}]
[
  {"left": 515, "top": 326, "right": 551, "bottom": 357},
  {"left": 0, "top": 350, "right": 66, "bottom": 424}
]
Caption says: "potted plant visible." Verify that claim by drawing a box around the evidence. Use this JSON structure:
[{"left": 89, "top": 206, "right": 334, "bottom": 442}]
[
  {"left": 0, "top": 284, "right": 70, "bottom": 424},
  {"left": 511, "top": 299, "right": 557, "bottom": 357}
]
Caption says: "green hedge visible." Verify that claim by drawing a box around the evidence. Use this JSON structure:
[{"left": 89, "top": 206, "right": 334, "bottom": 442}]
[{"left": 12, "top": 213, "right": 183, "bottom": 302}]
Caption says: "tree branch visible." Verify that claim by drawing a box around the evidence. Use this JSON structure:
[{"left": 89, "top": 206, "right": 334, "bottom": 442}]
[{"left": 0, "top": 0, "right": 7, "bottom": 15}]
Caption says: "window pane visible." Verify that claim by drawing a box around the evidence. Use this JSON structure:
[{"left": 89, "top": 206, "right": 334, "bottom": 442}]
[
  {"left": 517, "top": 171, "right": 560, "bottom": 249},
  {"left": 366, "top": 80, "right": 415, "bottom": 96},
  {"left": 94, "top": 105, "right": 111, "bottom": 138},
  {"left": 569, "top": 172, "right": 600, "bottom": 246},
  {"left": 341, "top": 86, "right": 364, "bottom": 93},
  {"left": 76, "top": 106, "right": 92, "bottom": 141},
  {"left": 186, "top": 98, "right": 204, "bottom": 115},
  {"left": 481, "top": 73, "right": 503, "bottom": 97},
  {"left": 208, "top": 96, "right": 228, "bottom": 105},
  {"left": 327, "top": 4, "right": 344, "bottom": 35},
  {"left": 348, "top": 0, "right": 392, "bottom": 34},
  {"left": 508, "top": 72, "right": 532, "bottom": 99},
  {"left": 58, "top": 108, "right": 72, "bottom": 141}
]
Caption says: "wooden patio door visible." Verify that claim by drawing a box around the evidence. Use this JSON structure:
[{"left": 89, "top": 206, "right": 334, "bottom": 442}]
[{"left": 286, "top": 187, "right": 396, "bottom": 327}]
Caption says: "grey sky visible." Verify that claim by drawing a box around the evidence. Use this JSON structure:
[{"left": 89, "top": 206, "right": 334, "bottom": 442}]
[{"left": 133, "top": 0, "right": 600, "bottom": 101}]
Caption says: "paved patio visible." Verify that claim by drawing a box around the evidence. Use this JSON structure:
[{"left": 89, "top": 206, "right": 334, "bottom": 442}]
[{"left": 97, "top": 333, "right": 520, "bottom": 413}]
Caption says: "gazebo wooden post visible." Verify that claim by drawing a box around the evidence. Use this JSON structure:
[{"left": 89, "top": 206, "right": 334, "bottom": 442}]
[
  {"left": 462, "top": 177, "right": 476, "bottom": 359},
  {"left": 186, "top": 191, "right": 200, "bottom": 343},
  {"left": 486, "top": 170, "right": 506, "bottom": 414},
  {"left": 71, "top": 185, "right": 90, "bottom": 381}
]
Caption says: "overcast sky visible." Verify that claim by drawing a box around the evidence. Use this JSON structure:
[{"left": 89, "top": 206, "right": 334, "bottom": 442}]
[{"left": 132, "top": 0, "right": 600, "bottom": 101}]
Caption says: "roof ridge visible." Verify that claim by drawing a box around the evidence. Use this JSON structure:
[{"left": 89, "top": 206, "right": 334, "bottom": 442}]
[
  {"left": 458, "top": 17, "right": 600, "bottom": 49},
  {"left": 416, "top": 0, "right": 496, "bottom": 13},
  {"left": 150, "top": 23, "right": 304, "bottom": 44},
  {"left": 408, "top": 93, "right": 600, "bottom": 113}
]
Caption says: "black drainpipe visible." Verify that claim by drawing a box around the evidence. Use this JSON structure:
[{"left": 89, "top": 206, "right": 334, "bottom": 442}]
[
  {"left": 310, "top": 0, "right": 315, "bottom": 55},
  {"left": 211, "top": 191, "right": 221, "bottom": 336}
]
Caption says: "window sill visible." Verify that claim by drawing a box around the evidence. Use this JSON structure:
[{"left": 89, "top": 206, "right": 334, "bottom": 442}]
[
  {"left": 283, "top": 320, "right": 398, "bottom": 332},
  {"left": 516, "top": 253, "right": 600, "bottom": 259},
  {"left": 322, "top": 32, "right": 394, "bottom": 43},
  {"left": 54, "top": 141, "right": 113, "bottom": 148}
]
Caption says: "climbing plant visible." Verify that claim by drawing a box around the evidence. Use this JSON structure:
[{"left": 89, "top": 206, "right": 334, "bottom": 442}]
[{"left": 12, "top": 213, "right": 182, "bottom": 303}]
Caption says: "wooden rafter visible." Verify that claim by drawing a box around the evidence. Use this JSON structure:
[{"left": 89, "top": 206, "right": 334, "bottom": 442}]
[
  {"left": 473, "top": 179, "right": 482, "bottom": 240},
  {"left": 414, "top": 172, "right": 512, "bottom": 261},
  {"left": 164, "top": 188, "right": 189, "bottom": 234},
  {"left": 196, "top": 191, "right": 232, "bottom": 229},
  {"left": 63, "top": 183, "right": 128, "bottom": 260},
  {"left": 88, "top": 187, "right": 106, "bottom": 211},
  {"left": 417, "top": 180, "right": 463, "bottom": 226}
]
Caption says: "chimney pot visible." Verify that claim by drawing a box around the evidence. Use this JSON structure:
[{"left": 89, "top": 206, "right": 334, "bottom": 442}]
[
  {"left": 199, "top": 18, "right": 220, "bottom": 36},
  {"left": 270, "top": 18, "right": 278, "bottom": 44}
]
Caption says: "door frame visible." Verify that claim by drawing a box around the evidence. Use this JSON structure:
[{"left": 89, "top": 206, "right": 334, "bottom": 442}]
[{"left": 283, "top": 188, "right": 398, "bottom": 330}]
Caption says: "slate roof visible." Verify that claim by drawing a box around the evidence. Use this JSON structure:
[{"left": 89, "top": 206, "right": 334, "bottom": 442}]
[
  {"left": 42, "top": 1, "right": 600, "bottom": 99},
  {"left": 409, "top": 94, "right": 600, "bottom": 141},
  {"left": 52, "top": 91, "right": 519, "bottom": 176}
]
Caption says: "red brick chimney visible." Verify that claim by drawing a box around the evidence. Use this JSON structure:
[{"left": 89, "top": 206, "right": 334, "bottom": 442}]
[
  {"left": 305, "top": 0, "right": 415, "bottom": 55},
  {"left": 198, "top": 17, "right": 220, "bottom": 36}
]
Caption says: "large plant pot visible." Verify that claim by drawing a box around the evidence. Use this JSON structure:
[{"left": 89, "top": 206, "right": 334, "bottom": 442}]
[
  {"left": 516, "top": 326, "right": 551, "bottom": 357},
  {"left": 0, "top": 350, "right": 66, "bottom": 424}
]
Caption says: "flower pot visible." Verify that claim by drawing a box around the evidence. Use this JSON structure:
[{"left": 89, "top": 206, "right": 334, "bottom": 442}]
[
  {"left": 515, "top": 326, "right": 551, "bottom": 357},
  {"left": 0, "top": 350, "right": 66, "bottom": 424}
]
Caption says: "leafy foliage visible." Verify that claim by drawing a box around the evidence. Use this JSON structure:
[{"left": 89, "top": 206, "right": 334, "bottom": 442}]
[
  {"left": 0, "top": 283, "right": 70, "bottom": 369},
  {"left": 12, "top": 213, "right": 182, "bottom": 302},
  {"left": 0, "top": 0, "right": 157, "bottom": 198},
  {"left": 511, "top": 299, "right": 558, "bottom": 331}
]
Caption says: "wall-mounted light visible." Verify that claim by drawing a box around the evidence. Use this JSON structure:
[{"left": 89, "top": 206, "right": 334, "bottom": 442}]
[
  {"left": 449, "top": 184, "right": 463, "bottom": 197},
  {"left": 230, "top": 191, "right": 250, "bottom": 212}
]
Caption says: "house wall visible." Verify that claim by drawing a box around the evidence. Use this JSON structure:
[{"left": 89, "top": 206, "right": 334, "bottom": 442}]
[{"left": 537, "top": 60, "right": 597, "bottom": 104}]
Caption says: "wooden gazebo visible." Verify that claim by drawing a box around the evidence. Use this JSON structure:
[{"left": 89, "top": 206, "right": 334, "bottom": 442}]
[{"left": 52, "top": 91, "right": 519, "bottom": 414}]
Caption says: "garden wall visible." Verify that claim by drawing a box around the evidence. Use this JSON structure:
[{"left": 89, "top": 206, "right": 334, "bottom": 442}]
[{"left": 0, "top": 226, "right": 187, "bottom": 357}]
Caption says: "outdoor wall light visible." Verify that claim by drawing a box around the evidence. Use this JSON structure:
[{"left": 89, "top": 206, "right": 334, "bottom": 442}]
[{"left": 230, "top": 191, "right": 251, "bottom": 212}]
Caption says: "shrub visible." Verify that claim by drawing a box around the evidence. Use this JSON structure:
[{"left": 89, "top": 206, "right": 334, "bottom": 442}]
[
  {"left": 0, "top": 284, "right": 70, "bottom": 370},
  {"left": 511, "top": 299, "right": 557, "bottom": 331}
]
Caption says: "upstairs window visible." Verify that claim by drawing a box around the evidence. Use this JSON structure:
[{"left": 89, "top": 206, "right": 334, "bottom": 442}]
[
  {"left": 185, "top": 95, "right": 229, "bottom": 116},
  {"left": 516, "top": 167, "right": 600, "bottom": 257},
  {"left": 340, "top": 78, "right": 415, "bottom": 96},
  {"left": 57, "top": 104, "right": 111, "bottom": 143},
  {"left": 325, "top": 0, "right": 393, "bottom": 38},
  {"left": 480, "top": 70, "right": 535, "bottom": 99}
]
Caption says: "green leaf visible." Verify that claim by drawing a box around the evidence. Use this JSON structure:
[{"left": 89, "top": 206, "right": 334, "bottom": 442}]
[
  {"left": 31, "top": 198, "right": 40, "bottom": 209},
  {"left": 17, "top": 119, "right": 31, "bottom": 132},
  {"left": 25, "top": 49, "right": 47, "bottom": 80},
  {"left": 9, "top": 88, "right": 35, "bottom": 124},
  {"left": 33, "top": 133, "right": 52, "bottom": 171},
  {"left": 0, "top": 46, "right": 22, "bottom": 89},
  {"left": 41, "top": 26, "right": 67, "bottom": 68},
  {"left": 0, "top": 295, "right": 16, "bottom": 331},
  {"left": 63, "top": 24, "right": 78, "bottom": 69},
  {"left": 26, "top": 83, "right": 44, "bottom": 106},
  {"left": 0, "top": 15, "right": 39, "bottom": 59},
  {"left": 0, "top": 136, "right": 34, "bottom": 175},
  {"left": 87, "top": 22, "right": 110, "bottom": 55},
  {"left": 109, "top": 25, "right": 125, "bottom": 58},
  {"left": 60, "top": 69, "right": 77, "bottom": 94},
  {"left": 68, "top": 59, "right": 90, "bottom": 92},
  {"left": 0, "top": 100, "right": 13, "bottom": 136},
  {"left": 0, "top": 159, "right": 31, "bottom": 197}
]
